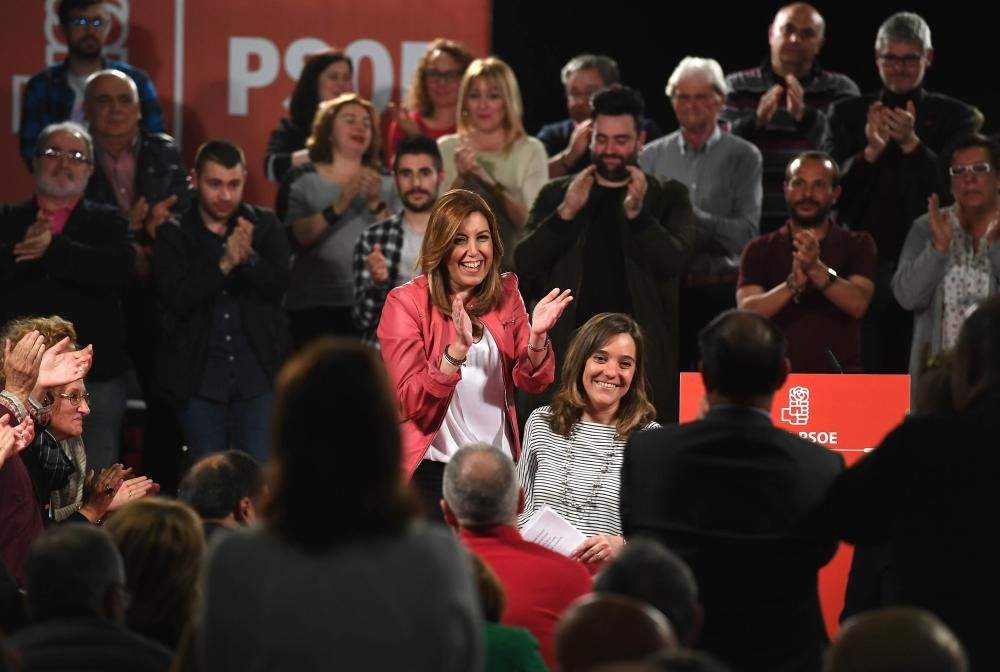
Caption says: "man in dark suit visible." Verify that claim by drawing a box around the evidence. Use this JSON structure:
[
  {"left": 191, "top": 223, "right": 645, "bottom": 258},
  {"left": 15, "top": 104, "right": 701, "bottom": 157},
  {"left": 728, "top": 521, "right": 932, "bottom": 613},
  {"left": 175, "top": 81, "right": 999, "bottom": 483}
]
[
  {"left": 621, "top": 310, "right": 844, "bottom": 672},
  {"left": 818, "top": 294, "right": 1000, "bottom": 671}
]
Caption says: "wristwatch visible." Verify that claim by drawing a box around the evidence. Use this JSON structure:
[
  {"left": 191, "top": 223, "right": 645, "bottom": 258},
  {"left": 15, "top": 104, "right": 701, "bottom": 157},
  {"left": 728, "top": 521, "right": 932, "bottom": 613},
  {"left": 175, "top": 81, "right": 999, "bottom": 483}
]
[{"left": 823, "top": 266, "right": 839, "bottom": 289}]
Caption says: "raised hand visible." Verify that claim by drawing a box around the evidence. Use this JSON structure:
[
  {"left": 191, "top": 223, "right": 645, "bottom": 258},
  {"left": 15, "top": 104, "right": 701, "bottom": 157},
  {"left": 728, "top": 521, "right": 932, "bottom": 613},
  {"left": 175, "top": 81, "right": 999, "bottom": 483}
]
[
  {"left": 530, "top": 287, "right": 573, "bottom": 337},
  {"left": 565, "top": 118, "right": 594, "bottom": 165},
  {"left": 927, "top": 193, "right": 951, "bottom": 253},
  {"left": 450, "top": 295, "right": 474, "bottom": 356},
  {"left": 3, "top": 331, "right": 45, "bottom": 400},
  {"left": 559, "top": 165, "right": 596, "bottom": 220},
  {"left": 38, "top": 338, "right": 93, "bottom": 390},
  {"left": 623, "top": 167, "right": 648, "bottom": 220},
  {"left": 145, "top": 194, "right": 179, "bottom": 238},
  {"left": 386, "top": 101, "right": 421, "bottom": 137},
  {"left": 367, "top": 243, "right": 389, "bottom": 284}
]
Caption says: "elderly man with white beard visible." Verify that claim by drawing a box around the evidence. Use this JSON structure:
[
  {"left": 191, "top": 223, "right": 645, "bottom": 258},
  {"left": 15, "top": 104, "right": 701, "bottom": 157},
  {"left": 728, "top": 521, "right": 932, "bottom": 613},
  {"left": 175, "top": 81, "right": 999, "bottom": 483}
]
[{"left": 0, "top": 121, "right": 133, "bottom": 471}]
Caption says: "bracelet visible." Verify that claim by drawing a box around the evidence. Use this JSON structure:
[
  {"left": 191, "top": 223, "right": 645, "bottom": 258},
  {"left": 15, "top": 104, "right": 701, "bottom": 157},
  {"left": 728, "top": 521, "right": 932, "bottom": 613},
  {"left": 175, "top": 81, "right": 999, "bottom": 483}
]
[
  {"left": 322, "top": 205, "right": 340, "bottom": 226},
  {"left": 526, "top": 335, "right": 550, "bottom": 352},
  {"left": 369, "top": 201, "right": 387, "bottom": 215},
  {"left": 0, "top": 390, "right": 28, "bottom": 424},
  {"left": 443, "top": 345, "right": 467, "bottom": 368},
  {"left": 786, "top": 274, "right": 803, "bottom": 305}
]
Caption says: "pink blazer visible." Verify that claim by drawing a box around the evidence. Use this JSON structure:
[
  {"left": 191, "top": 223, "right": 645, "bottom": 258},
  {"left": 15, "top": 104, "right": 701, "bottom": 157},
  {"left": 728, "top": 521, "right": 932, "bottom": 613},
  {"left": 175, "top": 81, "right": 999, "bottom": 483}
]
[{"left": 378, "top": 273, "right": 555, "bottom": 476}]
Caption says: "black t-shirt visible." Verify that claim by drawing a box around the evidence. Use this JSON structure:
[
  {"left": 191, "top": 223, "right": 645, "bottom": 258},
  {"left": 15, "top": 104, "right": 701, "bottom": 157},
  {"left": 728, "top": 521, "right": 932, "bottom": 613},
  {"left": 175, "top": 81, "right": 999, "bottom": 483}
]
[{"left": 575, "top": 185, "right": 634, "bottom": 326}]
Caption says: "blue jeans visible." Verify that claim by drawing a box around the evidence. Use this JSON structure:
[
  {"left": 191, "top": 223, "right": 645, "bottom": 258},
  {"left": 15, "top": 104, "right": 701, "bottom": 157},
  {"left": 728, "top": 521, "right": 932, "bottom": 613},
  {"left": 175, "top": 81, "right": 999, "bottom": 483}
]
[
  {"left": 179, "top": 393, "right": 271, "bottom": 463},
  {"left": 83, "top": 372, "right": 130, "bottom": 471}
]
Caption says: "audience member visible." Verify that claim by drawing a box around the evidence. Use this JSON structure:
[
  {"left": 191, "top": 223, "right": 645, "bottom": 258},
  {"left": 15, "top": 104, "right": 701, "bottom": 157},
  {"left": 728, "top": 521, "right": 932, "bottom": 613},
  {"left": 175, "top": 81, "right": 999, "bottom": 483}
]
[
  {"left": 621, "top": 310, "right": 844, "bottom": 672},
  {"left": 539, "top": 54, "right": 664, "bottom": 179},
  {"left": 595, "top": 539, "right": 703, "bottom": 646},
  {"left": 385, "top": 39, "right": 474, "bottom": 167},
  {"left": 824, "top": 607, "right": 968, "bottom": 672},
  {"left": 154, "top": 139, "right": 291, "bottom": 462},
  {"left": 830, "top": 12, "right": 977, "bottom": 375},
  {"left": 517, "top": 86, "right": 694, "bottom": 422},
  {"left": 264, "top": 49, "right": 354, "bottom": 183},
  {"left": 737, "top": 151, "right": 876, "bottom": 372},
  {"left": 721, "top": 3, "right": 859, "bottom": 234},
  {"left": 195, "top": 338, "right": 482, "bottom": 671},
  {"left": 280, "top": 94, "right": 397, "bottom": 346},
  {"left": 10, "top": 524, "right": 173, "bottom": 672},
  {"left": 438, "top": 57, "right": 548, "bottom": 267},
  {"left": 640, "top": 57, "right": 762, "bottom": 372},
  {"left": 555, "top": 594, "right": 677, "bottom": 672},
  {"left": 652, "top": 650, "right": 733, "bottom": 672},
  {"left": 18, "top": 0, "right": 164, "bottom": 170},
  {"left": 442, "top": 442, "right": 592, "bottom": 668},
  {"left": 466, "top": 550, "right": 548, "bottom": 672},
  {"left": 352, "top": 134, "right": 446, "bottom": 347},
  {"left": 517, "top": 313, "right": 659, "bottom": 567},
  {"left": 105, "top": 498, "right": 204, "bottom": 650},
  {"left": 1, "top": 121, "right": 133, "bottom": 471},
  {"left": 818, "top": 293, "right": 1000, "bottom": 670},
  {"left": 378, "top": 189, "right": 569, "bottom": 514},
  {"left": 892, "top": 134, "right": 1000, "bottom": 396},
  {"left": 177, "top": 450, "right": 264, "bottom": 541}
]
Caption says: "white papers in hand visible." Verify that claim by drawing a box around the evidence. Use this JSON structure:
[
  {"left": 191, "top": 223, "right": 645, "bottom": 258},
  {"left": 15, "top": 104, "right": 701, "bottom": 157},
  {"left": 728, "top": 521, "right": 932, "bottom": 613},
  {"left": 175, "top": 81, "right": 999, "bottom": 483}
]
[{"left": 520, "top": 505, "right": 587, "bottom": 557}]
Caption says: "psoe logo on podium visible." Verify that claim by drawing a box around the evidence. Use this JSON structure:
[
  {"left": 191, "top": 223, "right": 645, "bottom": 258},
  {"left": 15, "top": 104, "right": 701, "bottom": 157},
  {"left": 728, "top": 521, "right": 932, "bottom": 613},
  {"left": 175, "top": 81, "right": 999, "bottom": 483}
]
[{"left": 780, "top": 386, "right": 810, "bottom": 426}]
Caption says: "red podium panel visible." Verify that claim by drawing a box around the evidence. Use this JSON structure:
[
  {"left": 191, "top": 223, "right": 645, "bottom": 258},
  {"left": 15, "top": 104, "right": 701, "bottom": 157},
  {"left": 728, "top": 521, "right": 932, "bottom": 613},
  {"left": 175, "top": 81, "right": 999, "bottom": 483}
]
[{"left": 678, "top": 372, "right": 910, "bottom": 635}]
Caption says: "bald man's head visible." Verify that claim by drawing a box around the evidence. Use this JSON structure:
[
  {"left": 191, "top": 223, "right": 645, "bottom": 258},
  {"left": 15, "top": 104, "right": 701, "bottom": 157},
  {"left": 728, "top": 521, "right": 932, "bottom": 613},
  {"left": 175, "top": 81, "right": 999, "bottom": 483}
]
[{"left": 769, "top": 3, "right": 826, "bottom": 78}]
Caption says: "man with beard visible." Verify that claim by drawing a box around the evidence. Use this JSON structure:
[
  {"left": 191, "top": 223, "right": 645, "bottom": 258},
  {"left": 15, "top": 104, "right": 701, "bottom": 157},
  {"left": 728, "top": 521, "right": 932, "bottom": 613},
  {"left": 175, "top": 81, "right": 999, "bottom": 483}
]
[
  {"left": 640, "top": 56, "right": 763, "bottom": 373},
  {"left": 737, "top": 151, "right": 876, "bottom": 372},
  {"left": 153, "top": 140, "right": 290, "bottom": 462},
  {"left": 516, "top": 86, "right": 695, "bottom": 422},
  {"left": 19, "top": 0, "right": 164, "bottom": 170},
  {"left": 0, "top": 122, "right": 133, "bottom": 471},
  {"left": 353, "top": 135, "right": 445, "bottom": 349}
]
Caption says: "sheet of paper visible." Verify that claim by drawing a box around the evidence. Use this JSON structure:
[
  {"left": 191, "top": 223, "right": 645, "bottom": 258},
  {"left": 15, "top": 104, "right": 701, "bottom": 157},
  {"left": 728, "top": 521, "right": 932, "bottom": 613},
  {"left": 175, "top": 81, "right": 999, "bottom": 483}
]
[{"left": 520, "top": 505, "right": 587, "bottom": 557}]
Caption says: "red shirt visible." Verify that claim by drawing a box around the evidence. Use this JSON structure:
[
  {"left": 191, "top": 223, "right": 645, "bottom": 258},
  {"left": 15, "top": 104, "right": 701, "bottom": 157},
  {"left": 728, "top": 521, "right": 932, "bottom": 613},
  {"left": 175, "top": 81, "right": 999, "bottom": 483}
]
[
  {"left": 460, "top": 524, "right": 592, "bottom": 670},
  {"left": 0, "top": 450, "right": 43, "bottom": 586}
]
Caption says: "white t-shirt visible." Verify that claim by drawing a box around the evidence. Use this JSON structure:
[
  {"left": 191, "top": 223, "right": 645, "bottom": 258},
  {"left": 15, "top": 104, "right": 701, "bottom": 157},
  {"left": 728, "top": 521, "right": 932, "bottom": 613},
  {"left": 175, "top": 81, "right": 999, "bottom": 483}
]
[
  {"left": 426, "top": 328, "right": 512, "bottom": 462},
  {"left": 397, "top": 222, "right": 423, "bottom": 284}
]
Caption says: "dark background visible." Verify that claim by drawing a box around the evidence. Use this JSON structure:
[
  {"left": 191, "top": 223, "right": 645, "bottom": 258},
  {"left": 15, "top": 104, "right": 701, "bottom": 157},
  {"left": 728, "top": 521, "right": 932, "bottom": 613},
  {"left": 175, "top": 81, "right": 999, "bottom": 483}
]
[{"left": 491, "top": 2, "right": 994, "bottom": 138}]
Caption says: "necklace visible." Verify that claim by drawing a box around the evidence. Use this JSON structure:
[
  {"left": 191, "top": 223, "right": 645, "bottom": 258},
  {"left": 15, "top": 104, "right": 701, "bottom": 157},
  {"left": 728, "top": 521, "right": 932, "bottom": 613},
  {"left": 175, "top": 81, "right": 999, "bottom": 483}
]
[{"left": 560, "top": 424, "right": 619, "bottom": 517}]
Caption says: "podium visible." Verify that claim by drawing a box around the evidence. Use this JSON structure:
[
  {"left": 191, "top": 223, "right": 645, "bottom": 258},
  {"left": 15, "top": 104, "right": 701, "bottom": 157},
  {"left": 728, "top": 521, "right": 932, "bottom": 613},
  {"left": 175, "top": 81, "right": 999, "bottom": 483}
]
[{"left": 678, "top": 372, "right": 910, "bottom": 635}]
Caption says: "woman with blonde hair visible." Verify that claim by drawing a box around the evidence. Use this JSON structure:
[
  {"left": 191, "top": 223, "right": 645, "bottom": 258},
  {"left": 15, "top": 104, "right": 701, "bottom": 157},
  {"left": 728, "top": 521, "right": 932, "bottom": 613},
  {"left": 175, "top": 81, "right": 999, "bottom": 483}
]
[
  {"left": 437, "top": 58, "right": 548, "bottom": 268},
  {"left": 385, "top": 38, "right": 473, "bottom": 166},
  {"left": 517, "top": 312, "right": 659, "bottom": 568},
  {"left": 105, "top": 498, "right": 204, "bottom": 650},
  {"left": 378, "top": 189, "right": 572, "bottom": 516},
  {"left": 279, "top": 93, "right": 399, "bottom": 346}
]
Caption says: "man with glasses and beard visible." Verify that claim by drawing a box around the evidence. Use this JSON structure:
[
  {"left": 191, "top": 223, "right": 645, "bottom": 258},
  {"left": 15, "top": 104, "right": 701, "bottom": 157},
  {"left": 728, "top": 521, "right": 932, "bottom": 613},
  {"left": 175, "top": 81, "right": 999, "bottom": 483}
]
[
  {"left": 738, "top": 151, "right": 876, "bottom": 372},
  {"left": 516, "top": 86, "right": 695, "bottom": 422},
  {"left": 352, "top": 135, "right": 446, "bottom": 349},
  {"left": 19, "top": 0, "right": 164, "bottom": 170},
  {"left": 0, "top": 121, "right": 133, "bottom": 471}
]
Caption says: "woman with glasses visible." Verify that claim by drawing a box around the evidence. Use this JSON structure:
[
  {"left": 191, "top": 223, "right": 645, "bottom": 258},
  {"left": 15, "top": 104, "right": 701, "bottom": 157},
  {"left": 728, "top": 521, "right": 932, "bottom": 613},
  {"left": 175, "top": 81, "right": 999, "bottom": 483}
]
[
  {"left": 378, "top": 189, "right": 572, "bottom": 518},
  {"left": 385, "top": 39, "right": 473, "bottom": 168},
  {"left": 517, "top": 313, "right": 658, "bottom": 570},
  {"left": 893, "top": 134, "right": 1000, "bottom": 396},
  {"left": 279, "top": 94, "right": 399, "bottom": 347},
  {"left": 265, "top": 49, "right": 354, "bottom": 184},
  {"left": 438, "top": 58, "right": 548, "bottom": 269}
]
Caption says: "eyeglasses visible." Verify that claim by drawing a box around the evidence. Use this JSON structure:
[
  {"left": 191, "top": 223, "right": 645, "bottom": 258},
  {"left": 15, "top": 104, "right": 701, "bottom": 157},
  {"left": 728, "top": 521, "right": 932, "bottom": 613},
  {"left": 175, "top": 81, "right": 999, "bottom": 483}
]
[
  {"left": 38, "top": 147, "right": 90, "bottom": 164},
  {"left": 877, "top": 54, "right": 923, "bottom": 68},
  {"left": 426, "top": 69, "right": 463, "bottom": 83},
  {"left": 66, "top": 16, "right": 106, "bottom": 28},
  {"left": 58, "top": 392, "right": 92, "bottom": 407},
  {"left": 949, "top": 162, "right": 993, "bottom": 177}
]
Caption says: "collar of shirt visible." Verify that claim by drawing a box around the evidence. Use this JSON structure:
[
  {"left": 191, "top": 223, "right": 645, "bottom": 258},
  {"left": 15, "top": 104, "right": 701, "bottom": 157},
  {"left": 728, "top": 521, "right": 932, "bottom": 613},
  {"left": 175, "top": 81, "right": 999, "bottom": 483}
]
[
  {"left": 680, "top": 124, "right": 722, "bottom": 156},
  {"left": 35, "top": 195, "right": 81, "bottom": 236}
]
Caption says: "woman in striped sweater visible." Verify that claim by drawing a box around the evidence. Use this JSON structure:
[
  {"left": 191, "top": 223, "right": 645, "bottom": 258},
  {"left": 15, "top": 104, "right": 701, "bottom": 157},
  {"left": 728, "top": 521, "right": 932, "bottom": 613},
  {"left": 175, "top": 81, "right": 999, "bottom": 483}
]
[{"left": 517, "top": 312, "right": 659, "bottom": 569}]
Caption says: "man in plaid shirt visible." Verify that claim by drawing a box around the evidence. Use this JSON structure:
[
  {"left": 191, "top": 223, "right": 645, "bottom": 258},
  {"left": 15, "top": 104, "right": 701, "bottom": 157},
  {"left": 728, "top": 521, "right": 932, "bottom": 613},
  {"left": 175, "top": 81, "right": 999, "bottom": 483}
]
[{"left": 352, "top": 135, "right": 445, "bottom": 348}]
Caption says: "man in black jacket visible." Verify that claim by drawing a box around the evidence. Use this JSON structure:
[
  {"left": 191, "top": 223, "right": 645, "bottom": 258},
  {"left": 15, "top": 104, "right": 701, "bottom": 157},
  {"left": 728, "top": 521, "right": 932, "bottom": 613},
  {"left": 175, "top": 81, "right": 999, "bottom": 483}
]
[
  {"left": 829, "top": 12, "right": 978, "bottom": 374},
  {"left": 154, "top": 140, "right": 290, "bottom": 462},
  {"left": 621, "top": 310, "right": 843, "bottom": 672},
  {"left": 0, "top": 121, "right": 132, "bottom": 471}
]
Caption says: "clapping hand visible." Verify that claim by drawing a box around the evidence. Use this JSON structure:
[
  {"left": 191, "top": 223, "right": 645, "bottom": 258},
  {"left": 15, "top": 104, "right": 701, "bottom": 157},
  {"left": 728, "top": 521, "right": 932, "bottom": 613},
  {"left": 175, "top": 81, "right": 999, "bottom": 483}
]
[
  {"left": 386, "top": 101, "right": 421, "bottom": 138},
  {"left": 451, "top": 295, "right": 474, "bottom": 357},
  {"left": 864, "top": 101, "right": 888, "bottom": 161},
  {"left": 530, "top": 287, "right": 573, "bottom": 338},
  {"left": 756, "top": 84, "right": 784, "bottom": 127},
  {"left": 108, "top": 473, "right": 160, "bottom": 511},
  {"left": 14, "top": 211, "right": 53, "bottom": 263},
  {"left": 559, "top": 165, "right": 596, "bottom": 219},
  {"left": 367, "top": 243, "right": 389, "bottom": 284},
  {"left": 38, "top": 338, "right": 93, "bottom": 390},
  {"left": 927, "top": 194, "right": 951, "bottom": 253},
  {"left": 3, "top": 331, "right": 45, "bottom": 400},
  {"left": 623, "top": 167, "right": 648, "bottom": 220},
  {"left": 785, "top": 74, "right": 805, "bottom": 121}
]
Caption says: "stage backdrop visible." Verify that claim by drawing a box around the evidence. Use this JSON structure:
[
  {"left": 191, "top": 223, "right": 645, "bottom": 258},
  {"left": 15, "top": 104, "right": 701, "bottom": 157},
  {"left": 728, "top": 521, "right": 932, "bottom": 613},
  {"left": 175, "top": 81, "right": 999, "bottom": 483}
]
[{"left": 1, "top": 0, "right": 490, "bottom": 205}]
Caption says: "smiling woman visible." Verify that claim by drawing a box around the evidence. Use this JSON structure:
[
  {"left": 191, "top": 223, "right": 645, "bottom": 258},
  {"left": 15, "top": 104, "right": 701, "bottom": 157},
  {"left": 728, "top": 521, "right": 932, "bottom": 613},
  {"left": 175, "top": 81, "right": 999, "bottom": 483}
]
[
  {"left": 517, "top": 312, "right": 659, "bottom": 569},
  {"left": 378, "top": 189, "right": 572, "bottom": 519}
]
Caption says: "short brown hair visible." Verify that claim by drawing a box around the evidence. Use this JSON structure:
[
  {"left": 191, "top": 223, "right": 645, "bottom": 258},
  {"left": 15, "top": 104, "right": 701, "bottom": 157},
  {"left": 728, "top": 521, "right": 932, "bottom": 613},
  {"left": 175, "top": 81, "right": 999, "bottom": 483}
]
[
  {"left": 456, "top": 57, "right": 526, "bottom": 149},
  {"left": 418, "top": 189, "right": 504, "bottom": 318},
  {"left": 549, "top": 313, "right": 656, "bottom": 440},
  {"left": 407, "top": 38, "right": 474, "bottom": 119},
  {"left": 306, "top": 94, "right": 380, "bottom": 167}
]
